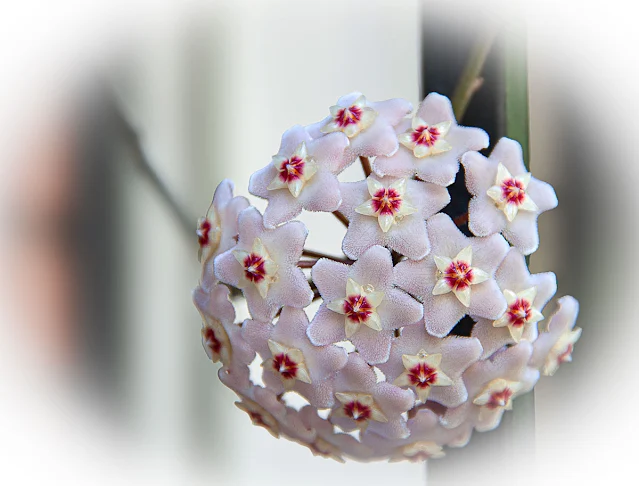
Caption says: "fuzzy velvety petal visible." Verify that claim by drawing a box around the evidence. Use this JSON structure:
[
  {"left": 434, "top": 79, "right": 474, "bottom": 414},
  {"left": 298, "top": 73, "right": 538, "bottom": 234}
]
[
  {"left": 307, "top": 131, "right": 350, "bottom": 173},
  {"left": 530, "top": 296, "right": 580, "bottom": 369},
  {"left": 350, "top": 327, "right": 394, "bottom": 365},
  {"left": 311, "top": 258, "right": 350, "bottom": 302},
  {"left": 370, "top": 98, "right": 413, "bottom": 126},
  {"left": 307, "top": 304, "right": 347, "bottom": 346},
  {"left": 297, "top": 170, "right": 342, "bottom": 213}
]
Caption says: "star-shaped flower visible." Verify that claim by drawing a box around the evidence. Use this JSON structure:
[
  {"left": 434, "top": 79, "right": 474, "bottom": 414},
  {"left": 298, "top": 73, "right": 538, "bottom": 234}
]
[
  {"left": 471, "top": 248, "right": 557, "bottom": 358},
  {"left": 249, "top": 125, "right": 350, "bottom": 228},
  {"left": 394, "top": 213, "right": 509, "bottom": 337},
  {"left": 214, "top": 207, "right": 313, "bottom": 321},
  {"left": 241, "top": 306, "right": 348, "bottom": 408},
  {"left": 530, "top": 296, "right": 581, "bottom": 376},
  {"left": 234, "top": 386, "right": 287, "bottom": 438},
  {"left": 197, "top": 179, "right": 250, "bottom": 288},
  {"left": 330, "top": 353, "right": 415, "bottom": 439},
  {"left": 298, "top": 406, "right": 373, "bottom": 462},
  {"left": 441, "top": 342, "right": 539, "bottom": 432},
  {"left": 192, "top": 283, "right": 255, "bottom": 371},
  {"left": 373, "top": 93, "right": 489, "bottom": 186},
  {"left": 339, "top": 176, "right": 450, "bottom": 260},
  {"left": 307, "top": 92, "right": 413, "bottom": 162},
  {"left": 307, "top": 245, "right": 424, "bottom": 364},
  {"left": 378, "top": 324, "right": 482, "bottom": 407},
  {"left": 462, "top": 137, "right": 558, "bottom": 255},
  {"left": 361, "top": 408, "right": 474, "bottom": 461}
]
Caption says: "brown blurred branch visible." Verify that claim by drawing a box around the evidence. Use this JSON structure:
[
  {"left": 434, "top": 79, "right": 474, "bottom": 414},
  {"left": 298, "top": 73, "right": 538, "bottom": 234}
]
[{"left": 109, "top": 93, "right": 196, "bottom": 240}]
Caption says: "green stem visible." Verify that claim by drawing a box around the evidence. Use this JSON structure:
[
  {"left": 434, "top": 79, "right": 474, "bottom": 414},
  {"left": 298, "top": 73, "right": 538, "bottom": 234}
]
[{"left": 451, "top": 28, "right": 498, "bottom": 121}]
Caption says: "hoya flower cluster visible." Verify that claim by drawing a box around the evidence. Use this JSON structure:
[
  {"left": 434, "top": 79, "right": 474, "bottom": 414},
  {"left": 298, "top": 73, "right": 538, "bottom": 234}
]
[{"left": 193, "top": 93, "right": 581, "bottom": 462}]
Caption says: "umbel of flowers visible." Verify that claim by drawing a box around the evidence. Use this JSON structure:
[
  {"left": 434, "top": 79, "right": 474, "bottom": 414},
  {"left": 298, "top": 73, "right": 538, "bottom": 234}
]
[{"left": 193, "top": 92, "right": 581, "bottom": 462}]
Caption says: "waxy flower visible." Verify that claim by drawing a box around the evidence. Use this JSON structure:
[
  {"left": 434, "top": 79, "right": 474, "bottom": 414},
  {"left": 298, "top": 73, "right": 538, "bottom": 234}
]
[
  {"left": 299, "top": 406, "right": 373, "bottom": 462},
  {"left": 362, "top": 408, "right": 474, "bottom": 461},
  {"left": 462, "top": 137, "right": 558, "bottom": 255},
  {"left": 214, "top": 207, "right": 312, "bottom": 321},
  {"left": 472, "top": 248, "right": 557, "bottom": 358},
  {"left": 441, "top": 342, "right": 539, "bottom": 432},
  {"left": 373, "top": 93, "right": 489, "bottom": 186},
  {"left": 308, "top": 92, "right": 413, "bottom": 161},
  {"left": 530, "top": 296, "right": 581, "bottom": 376},
  {"left": 197, "top": 180, "right": 250, "bottom": 287},
  {"left": 339, "top": 176, "right": 450, "bottom": 260},
  {"left": 378, "top": 324, "right": 482, "bottom": 407},
  {"left": 307, "top": 245, "right": 423, "bottom": 364},
  {"left": 395, "top": 213, "right": 509, "bottom": 337},
  {"left": 193, "top": 283, "right": 255, "bottom": 377},
  {"left": 235, "top": 386, "right": 287, "bottom": 438},
  {"left": 331, "top": 353, "right": 415, "bottom": 439},
  {"left": 249, "top": 125, "right": 350, "bottom": 228},
  {"left": 242, "top": 306, "right": 348, "bottom": 408}
]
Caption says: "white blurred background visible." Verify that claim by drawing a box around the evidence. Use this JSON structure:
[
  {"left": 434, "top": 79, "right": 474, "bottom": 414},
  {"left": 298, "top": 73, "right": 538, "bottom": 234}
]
[{"left": 0, "top": 0, "right": 637, "bottom": 485}]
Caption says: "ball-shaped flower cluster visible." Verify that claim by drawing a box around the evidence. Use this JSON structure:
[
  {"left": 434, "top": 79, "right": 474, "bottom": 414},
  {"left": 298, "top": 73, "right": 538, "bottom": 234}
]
[{"left": 193, "top": 92, "right": 581, "bottom": 462}]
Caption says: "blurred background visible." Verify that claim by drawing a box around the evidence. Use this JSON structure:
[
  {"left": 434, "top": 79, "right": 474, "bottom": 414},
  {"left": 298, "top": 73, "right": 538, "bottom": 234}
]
[{"left": 0, "top": 0, "right": 637, "bottom": 485}]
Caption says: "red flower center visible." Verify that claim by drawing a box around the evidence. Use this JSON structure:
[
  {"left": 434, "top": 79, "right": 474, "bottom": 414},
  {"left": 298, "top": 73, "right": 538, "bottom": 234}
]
[
  {"left": 197, "top": 219, "right": 212, "bottom": 247},
  {"left": 202, "top": 327, "right": 222, "bottom": 355},
  {"left": 507, "top": 298, "right": 532, "bottom": 328},
  {"left": 335, "top": 105, "right": 362, "bottom": 127},
  {"left": 407, "top": 363, "right": 438, "bottom": 390},
  {"left": 411, "top": 125, "right": 440, "bottom": 147},
  {"left": 272, "top": 353, "right": 299, "bottom": 380},
  {"left": 557, "top": 344, "right": 574, "bottom": 364},
  {"left": 444, "top": 260, "right": 474, "bottom": 291},
  {"left": 501, "top": 178, "right": 526, "bottom": 206},
  {"left": 343, "top": 401, "right": 372, "bottom": 422},
  {"left": 248, "top": 411, "right": 267, "bottom": 427},
  {"left": 278, "top": 155, "right": 305, "bottom": 183},
  {"left": 343, "top": 294, "right": 373, "bottom": 323},
  {"left": 243, "top": 253, "right": 267, "bottom": 283},
  {"left": 371, "top": 188, "right": 403, "bottom": 216},
  {"left": 486, "top": 388, "right": 513, "bottom": 409}
]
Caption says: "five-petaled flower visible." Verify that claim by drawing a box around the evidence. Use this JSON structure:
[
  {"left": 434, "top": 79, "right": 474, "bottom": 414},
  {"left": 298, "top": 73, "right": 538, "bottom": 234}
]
[
  {"left": 462, "top": 137, "right": 558, "bottom": 255},
  {"left": 530, "top": 296, "right": 581, "bottom": 376},
  {"left": 215, "top": 207, "right": 313, "bottom": 322},
  {"left": 308, "top": 245, "right": 423, "bottom": 364},
  {"left": 471, "top": 248, "right": 557, "bottom": 358},
  {"left": 373, "top": 93, "right": 488, "bottom": 186},
  {"left": 339, "top": 176, "right": 449, "bottom": 260},
  {"left": 395, "top": 213, "right": 508, "bottom": 337},
  {"left": 249, "top": 125, "right": 349, "bottom": 228},
  {"left": 308, "top": 92, "right": 413, "bottom": 161},
  {"left": 197, "top": 180, "right": 250, "bottom": 288}
]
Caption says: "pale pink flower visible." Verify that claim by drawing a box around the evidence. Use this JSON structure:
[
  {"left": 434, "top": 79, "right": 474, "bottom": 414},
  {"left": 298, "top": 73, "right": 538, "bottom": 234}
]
[
  {"left": 462, "top": 137, "right": 558, "bottom": 255},
  {"left": 530, "top": 296, "right": 581, "bottom": 376},
  {"left": 197, "top": 179, "right": 250, "bottom": 288},
  {"left": 441, "top": 342, "right": 539, "bottom": 432},
  {"left": 249, "top": 125, "right": 350, "bottom": 228},
  {"left": 241, "top": 306, "right": 348, "bottom": 408},
  {"left": 377, "top": 325, "right": 482, "bottom": 407},
  {"left": 307, "top": 92, "right": 413, "bottom": 161},
  {"left": 373, "top": 93, "right": 489, "bottom": 186},
  {"left": 362, "top": 408, "right": 475, "bottom": 461},
  {"left": 214, "top": 207, "right": 313, "bottom": 321},
  {"left": 307, "top": 245, "right": 424, "bottom": 364},
  {"left": 472, "top": 248, "right": 557, "bottom": 358},
  {"left": 395, "top": 213, "right": 509, "bottom": 337},
  {"left": 338, "top": 176, "right": 450, "bottom": 260},
  {"left": 330, "top": 353, "right": 415, "bottom": 440}
]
